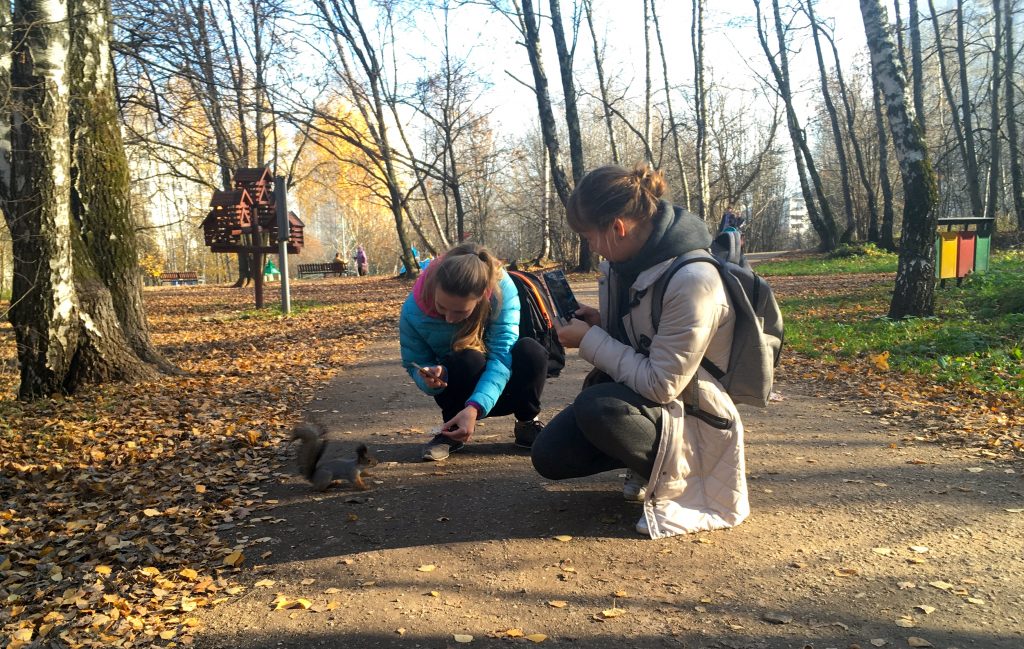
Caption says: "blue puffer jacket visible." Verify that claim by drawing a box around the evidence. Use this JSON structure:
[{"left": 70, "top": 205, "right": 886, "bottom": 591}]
[{"left": 399, "top": 269, "right": 520, "bottom": 416}]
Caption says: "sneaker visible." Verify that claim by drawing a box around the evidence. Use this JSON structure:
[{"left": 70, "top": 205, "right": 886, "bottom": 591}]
[
  {"left": 622, "top": 470, "right": 648, "bottom": 502},
  {"left": 421, "top": 433, "right": 464, "bottom": 461},
  {"left": 635, "top": 514, "right": 651, "bottom": 537},
  {"left": 513, "top": 418, "right": 544, "bottom": 449}
]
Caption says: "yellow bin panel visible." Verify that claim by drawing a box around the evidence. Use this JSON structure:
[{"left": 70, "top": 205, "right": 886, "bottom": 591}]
[{"left": 938, "top": 232, "right": 959, "bottom": 279}]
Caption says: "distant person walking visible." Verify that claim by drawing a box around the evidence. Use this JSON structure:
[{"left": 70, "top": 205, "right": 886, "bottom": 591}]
[
  {"left": 354, "top": 245, "right": 369, "bottom": 276},
  {"left": 718, "top": 206, "right": 744, "bottom": 233}
]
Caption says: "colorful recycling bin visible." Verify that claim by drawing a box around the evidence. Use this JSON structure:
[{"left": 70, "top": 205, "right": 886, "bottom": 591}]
[
  {"left": 956, "top": 231, "right": 976, "bottom": 278},
  {"left": 974, "top": 234, "right": 991, "bottom": 273},
  {"left": 936, "top": 232, "right": 959, "bottom": 279}
]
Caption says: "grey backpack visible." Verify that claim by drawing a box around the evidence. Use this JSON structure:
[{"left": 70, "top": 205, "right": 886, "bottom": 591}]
[{"left": 651, "top": 253, "right": 784, "bottom": 407}]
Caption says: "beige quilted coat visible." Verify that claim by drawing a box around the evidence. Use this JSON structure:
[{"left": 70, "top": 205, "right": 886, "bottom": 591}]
[{"left": 578, "top": 251, "right": 749, "bottom": 539}]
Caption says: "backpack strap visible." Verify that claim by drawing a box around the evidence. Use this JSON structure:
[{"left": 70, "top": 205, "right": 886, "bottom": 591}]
[{"left": 647, "top": 251, "right": 729, "bottom": 384}]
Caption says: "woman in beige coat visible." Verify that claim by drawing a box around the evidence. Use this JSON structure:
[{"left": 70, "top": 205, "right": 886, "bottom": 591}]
[{"left": 531, "top": 164, "right": 749, "bottom": 539}]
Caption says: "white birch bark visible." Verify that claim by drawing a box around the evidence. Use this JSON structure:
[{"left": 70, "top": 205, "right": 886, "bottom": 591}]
[{"left": 8, "top": 0, "right": 78, "bottom": 397}]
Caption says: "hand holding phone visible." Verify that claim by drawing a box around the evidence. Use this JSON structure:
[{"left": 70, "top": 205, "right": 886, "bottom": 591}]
[
  {"left": 411, "top": 362, "right": 447, "bottom": 389},
  {"left": 542, "top": 270, "right": 580, "bottom": 323}
]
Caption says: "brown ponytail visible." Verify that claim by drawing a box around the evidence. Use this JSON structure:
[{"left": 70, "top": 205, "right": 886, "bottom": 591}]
[
  {"left": 566, "top": 163, "right": 668, "bottom": 232},
  {"left": 423, "top": 242, "right": 503, "bottom": 352}
]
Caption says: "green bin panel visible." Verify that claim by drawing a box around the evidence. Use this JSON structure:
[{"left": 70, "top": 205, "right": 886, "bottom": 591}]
[
  {"left": 956, "top": 231, "right": 976, "bottom": 277},
  {"left": 974, "top": 235, "right": 991, "bottom": 273}
]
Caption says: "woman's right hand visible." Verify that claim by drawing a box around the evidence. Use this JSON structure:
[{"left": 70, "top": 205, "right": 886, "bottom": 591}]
[
  {"left": 420, "top": 365, "right": 448, "bottom": 389},
  {"left": 574, "top": 303, "right": 601, "bottom": 327}
]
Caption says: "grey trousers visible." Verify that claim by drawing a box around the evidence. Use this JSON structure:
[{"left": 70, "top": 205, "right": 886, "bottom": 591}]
[{"left": 531, "top": 381, "right": 662, "bottom": 481}]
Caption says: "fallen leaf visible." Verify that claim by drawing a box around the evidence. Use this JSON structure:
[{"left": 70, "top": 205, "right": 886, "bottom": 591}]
[
  {"left": 222, "top": 551, "right": 244, "bottom": 568},
  {"left": 179, "top": 568, "right": 199, "bottom": 581},
  {"left": 872, "top": 547, "right": 892, "bottom": 556},
  {"left": 552, "top": 535, "right": 572, "bottom": 542},
  {"left": 95, "top": 565, "right": 112, "bottom": 576},
  {"left": 870, "top": 640, "right": 886, "bottom": 647},
  {"left": 870, "top": 351, "right": 890, "bottom": 370},
  {"left": 547, "top": 600, "right": 568, "bottom": 608},
  {"left": 928, "top": 581, "right": 953, "bottom": 591},
  {"left": 914, "top": 605, "right": 936, "bottom": 615},
  {"left": 300, "top": 578, "right": 316, "bottom": 585},
  {"left": 909, "top": 546, "right": 930, "bottom": 553},
  {"left": 254, "top": 579, "right": 276, "bottom": 588},
  {"left": 966, "top": 597, "right": 985, "bottom": 605},
  {"left": 895, "top": 618, "right": 916, "bottom": 628},
  {"left": 453, "top": 634, "right": 474, "bottom": 643},
  {"left": 417, "top": 564, "right": 437, "bottom": 572},
  {"left": 600, "top": 608, "right": 625, "bottom": 618},
  {"left": 505, "top": 629, "right": 524, "bottom": 637},
  {"left": 525, "top": 633, "right": 548, "bottom": 643},
  {"left": 907, "top": 637, "right": 933, "bottom": 648}
]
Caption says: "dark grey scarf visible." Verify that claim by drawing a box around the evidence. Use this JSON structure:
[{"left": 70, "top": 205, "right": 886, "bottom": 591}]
[{"left": 607, "top": 200, "right": 713, "bottom": 342}]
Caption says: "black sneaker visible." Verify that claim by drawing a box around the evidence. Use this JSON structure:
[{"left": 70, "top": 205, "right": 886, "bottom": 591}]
[
  {"left": 422, "top": 433, "right": 464, "bottom": 461},
  {"left": 513, "top": 418, "right": 544, "bottom": 449}
]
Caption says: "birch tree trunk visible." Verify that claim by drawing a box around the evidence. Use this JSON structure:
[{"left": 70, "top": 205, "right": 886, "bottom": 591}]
[
  {"left": 755, "top": 0, "right": 839, "bottom": 250},
  {"left": 860, "top": 0, "right": 939, "bottom": 319},
  {"left": 692, "top": 0, "right": 709, "bottom": 221},
  {"left": 643, "top": 0, "right": 652, "bottom": 161},
  {"left": 985, "top": 0, "right": 1002, "bottom": 224},
  {"left": 6, "top": 0, "right": 79, "bottom": 398},
  {"left": 872, "top": 74, "right": 897, "bottom": 249},
  {"left": 651, "top": 0, "right": 691, "bottom": 210},
  {"left": 547, "top": 0, "right": 593, "bottom": 271},
  {"left": 808, "top": 0, "right": 856, "bottom": 242},
  {"left": 824, "top": 27, "right": 880, "bottom": 242},
  {"left": 313, "top": 0, "right": 418, "bottom": 276},
  {"left": 69, "top": 0, "right": 174, "bottom": 374},
  {"left": 583, "top": 0, "right": 618, "bottom": 165},
  {"left": 956, "top": 0, "right": 984, "bottom": 218},
  {"left": 1005, "top": 0, "right": 1024, "bottom": 229},
  {"left": 908, "top": 0, "right": 926, "bottom": 131},
  {"left": 518, "top": 0, "right": 571, "bottom": 207}
]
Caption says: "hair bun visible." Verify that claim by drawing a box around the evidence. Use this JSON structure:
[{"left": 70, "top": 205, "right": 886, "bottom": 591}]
[{"left": 633, "top": 163, "right": 667, "bottom": 200}]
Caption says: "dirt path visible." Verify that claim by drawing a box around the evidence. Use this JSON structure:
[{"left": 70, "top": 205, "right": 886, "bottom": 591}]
[{"left": 194, "top": 281, "right": 1024, "bottom": 649}]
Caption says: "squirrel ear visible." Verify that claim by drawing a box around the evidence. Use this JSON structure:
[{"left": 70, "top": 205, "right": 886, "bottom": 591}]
[{"left": 355, "top": 443, "right": 368, "bottom": 456}]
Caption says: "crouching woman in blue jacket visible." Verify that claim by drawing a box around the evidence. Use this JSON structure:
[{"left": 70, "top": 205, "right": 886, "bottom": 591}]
[{"left": 400, "top": 243, "right": 548, "bottom": 461}]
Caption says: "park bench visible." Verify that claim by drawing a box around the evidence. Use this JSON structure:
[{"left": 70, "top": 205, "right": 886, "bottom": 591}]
[
  {"left": 297, "top": 262, "right": 348, "bottom": 279},
  {"left": 159, "top": 271, "right": 201, "bottom": 286}
]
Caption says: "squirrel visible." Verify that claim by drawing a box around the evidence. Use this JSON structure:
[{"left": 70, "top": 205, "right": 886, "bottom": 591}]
[{"left": 291, "top": 424, "right": 378, "bottom": 492}]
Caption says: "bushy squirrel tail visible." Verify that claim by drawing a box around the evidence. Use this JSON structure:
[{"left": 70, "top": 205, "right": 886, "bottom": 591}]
[{"left": 291, "top": 424, "right": 326, "bottom": 481}]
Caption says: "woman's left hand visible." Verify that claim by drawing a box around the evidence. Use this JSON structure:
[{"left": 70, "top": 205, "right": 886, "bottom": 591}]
[
  {"left": 556, "top": 318, "right": 592, "bottom": 349},
  {"left": 441, "top": 405, "right": 478, "bottom": 443}
]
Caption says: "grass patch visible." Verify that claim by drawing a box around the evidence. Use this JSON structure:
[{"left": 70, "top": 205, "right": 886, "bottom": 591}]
[
  {"left": 779, "top": 251, "right": 1024, "bottom": 398},
  {"left": 758, "top": 244, "right": 898, "bottom": 276}
]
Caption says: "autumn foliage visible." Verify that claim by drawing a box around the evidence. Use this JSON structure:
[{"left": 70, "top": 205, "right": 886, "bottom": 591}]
[{"left": 0, "top": 277, "right": 403, "bottom": 647}]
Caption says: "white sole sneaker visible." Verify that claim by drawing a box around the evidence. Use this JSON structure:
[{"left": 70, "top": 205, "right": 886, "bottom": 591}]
[
  {"left": 622, "top": 471, "right": 647, "bottom": 502},
  {"left": 635, "top": 514, "right": 651, "bottom": 536}
]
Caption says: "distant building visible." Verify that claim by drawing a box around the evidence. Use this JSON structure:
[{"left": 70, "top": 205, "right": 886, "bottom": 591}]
[{"left": 783, "top": 194, "right": 812, "bottom": 246}]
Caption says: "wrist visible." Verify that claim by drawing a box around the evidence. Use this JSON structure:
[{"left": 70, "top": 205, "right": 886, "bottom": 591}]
[{"left": 465, "top": 401, "right": 483, "bottom": 417}]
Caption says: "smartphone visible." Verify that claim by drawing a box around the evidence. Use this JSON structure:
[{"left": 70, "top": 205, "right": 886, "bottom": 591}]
[
  {"left": 542, "top": 270, "right": 579, "bottom": 322},
  {"left": 409, "top": 362, "right": 430, "bottom": 377}
]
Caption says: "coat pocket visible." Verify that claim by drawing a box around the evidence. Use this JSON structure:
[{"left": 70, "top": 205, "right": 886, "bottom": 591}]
[{"left": 684, "top": 404, "right": 732, "bottom": 430}]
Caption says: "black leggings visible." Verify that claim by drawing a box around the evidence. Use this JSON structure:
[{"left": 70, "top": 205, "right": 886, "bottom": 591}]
[
  {"left": 435, "top": 337, "right": 548, "bottom": 422},
  {"left": 531, "top": 381, "right": 662, "bottom": 481}
]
